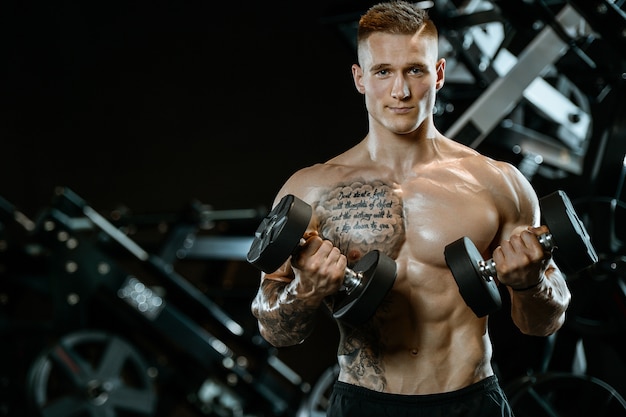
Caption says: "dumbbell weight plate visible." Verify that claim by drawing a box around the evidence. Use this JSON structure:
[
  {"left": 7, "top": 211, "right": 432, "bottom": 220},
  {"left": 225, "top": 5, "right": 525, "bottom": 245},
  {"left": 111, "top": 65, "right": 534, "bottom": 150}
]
[
  {"left": 539, "top": 190, "right": 598, "bottom": 275},
  {"left": 247, "top": 194, "right": 312, "bottom": 273},
  {"left": 333, "top": 250, "right": 397, "bottom": 324},
  {"left": 444, "top": 237, "right": 502, "bottom": 317}
]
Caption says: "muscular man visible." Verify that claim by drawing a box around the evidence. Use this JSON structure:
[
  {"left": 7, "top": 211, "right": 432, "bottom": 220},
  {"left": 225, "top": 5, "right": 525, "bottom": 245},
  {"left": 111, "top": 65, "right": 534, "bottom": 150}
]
[{"left": 251, "top": 2, "right": 571, "bottom": 416}]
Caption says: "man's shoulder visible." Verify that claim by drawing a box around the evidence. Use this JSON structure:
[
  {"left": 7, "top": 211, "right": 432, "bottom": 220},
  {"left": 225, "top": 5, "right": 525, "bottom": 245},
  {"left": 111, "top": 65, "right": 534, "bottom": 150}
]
[
  {"left": 287, "top": 162, "right": 360, "bottom": 190},
  {"left": 280, "top": 163, "right": 344, "bottom": 196},
  {"left": 451, "top": 146, "right": 518, "bottom": 176}
]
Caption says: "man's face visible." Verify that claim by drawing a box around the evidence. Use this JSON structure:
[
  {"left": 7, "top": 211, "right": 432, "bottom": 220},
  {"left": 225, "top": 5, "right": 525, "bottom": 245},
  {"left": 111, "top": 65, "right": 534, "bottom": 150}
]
[{"left": 352, "top": 31, "right": 445, "bottom": 135}]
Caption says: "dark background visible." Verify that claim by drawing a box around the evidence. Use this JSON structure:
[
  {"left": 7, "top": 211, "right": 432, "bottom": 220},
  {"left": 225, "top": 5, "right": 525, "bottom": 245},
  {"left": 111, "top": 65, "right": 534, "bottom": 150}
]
[
  {"left": 2, "top": 1, "right": 626, "bottom": 416},
  {"left": 2, "top": 0, "right": 625, "bottom": 219},
  {"left": 1, "top": 1, "right": 367, "bottom": 217}
]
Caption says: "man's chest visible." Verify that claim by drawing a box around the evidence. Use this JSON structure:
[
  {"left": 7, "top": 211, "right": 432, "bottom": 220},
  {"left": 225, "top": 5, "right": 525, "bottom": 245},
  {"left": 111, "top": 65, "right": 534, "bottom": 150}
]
[{"left": 310, "top": 178, "right": 500, "bottom": 265}]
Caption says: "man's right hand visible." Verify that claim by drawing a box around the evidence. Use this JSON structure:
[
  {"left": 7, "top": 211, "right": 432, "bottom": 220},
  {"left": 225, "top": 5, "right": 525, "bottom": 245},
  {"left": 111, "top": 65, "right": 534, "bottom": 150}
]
[{"left": 290, "top": 233, "right": 346, "bottom": 302}]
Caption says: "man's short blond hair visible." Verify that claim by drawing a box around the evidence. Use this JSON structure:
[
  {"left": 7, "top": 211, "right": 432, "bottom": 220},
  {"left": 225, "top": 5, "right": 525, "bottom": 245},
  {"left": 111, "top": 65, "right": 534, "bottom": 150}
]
[{"left": 357, "top": 1, "right": 438, "bottom": 44}]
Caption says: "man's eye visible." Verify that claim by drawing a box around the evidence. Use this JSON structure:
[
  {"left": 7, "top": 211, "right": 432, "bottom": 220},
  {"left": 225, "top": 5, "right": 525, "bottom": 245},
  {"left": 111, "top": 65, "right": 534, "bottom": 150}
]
[
  {"left": 377, "top": 69, "right": 389, "bottom": 76},
  {"left": 409, "top": 67, "right": 423, "bottom": 75}
]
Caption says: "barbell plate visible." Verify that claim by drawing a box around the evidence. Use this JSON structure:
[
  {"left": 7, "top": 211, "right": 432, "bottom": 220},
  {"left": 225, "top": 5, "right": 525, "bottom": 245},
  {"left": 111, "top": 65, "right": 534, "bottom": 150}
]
[
  {"left": 247, "top": 194, "right": 312, "bottom": 273},
  {"left": 444, "top": 237, "right": 502, "bottom": 317},
  {"left": 333, "top": 250, "right": 397, "bottom": 324},
  {"left": 539, "top": 190, "right": 598, "bottom": 275}
]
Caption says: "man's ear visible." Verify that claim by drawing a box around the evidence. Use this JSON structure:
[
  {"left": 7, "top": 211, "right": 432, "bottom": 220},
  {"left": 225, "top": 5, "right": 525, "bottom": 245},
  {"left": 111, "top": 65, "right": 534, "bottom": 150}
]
[
  {"left": 352, "top": 64, "right": 365, "bottom": 94},
  {"left": 435, "top": 58, "right": 446, "bottom": 91}
]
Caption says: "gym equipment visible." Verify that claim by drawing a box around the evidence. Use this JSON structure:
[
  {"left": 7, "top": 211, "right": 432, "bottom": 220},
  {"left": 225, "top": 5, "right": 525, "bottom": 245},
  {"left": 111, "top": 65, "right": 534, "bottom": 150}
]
[
  {"left": 2, "top": 187, "right": 313, "bottom": 417},
  {"left": 246, "top": 194, "right": 397, "bottom": 325},
  {"left": 444, "top": 190, "right": 598, "bottom": 317},
  {"left": 26, "top": 330, "right": 158, "bottom": 416},
  {"left": 505, "top": 372, "right": 626, "bottom": 417},
  {"left": 297, "top": 364, "right": 339, "bottom": 417}
]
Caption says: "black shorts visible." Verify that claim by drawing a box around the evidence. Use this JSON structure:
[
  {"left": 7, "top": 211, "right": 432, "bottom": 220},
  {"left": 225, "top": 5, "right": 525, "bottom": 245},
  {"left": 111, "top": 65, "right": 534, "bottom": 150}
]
[{"left": 327, "top": 375, "right": 514, "bottom": 417}]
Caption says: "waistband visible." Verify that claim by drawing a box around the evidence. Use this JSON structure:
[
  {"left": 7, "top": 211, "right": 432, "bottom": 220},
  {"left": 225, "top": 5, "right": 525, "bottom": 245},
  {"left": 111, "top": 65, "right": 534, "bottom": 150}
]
[{"left": 332, "top": 375, "right": 500, "bottom": 406}]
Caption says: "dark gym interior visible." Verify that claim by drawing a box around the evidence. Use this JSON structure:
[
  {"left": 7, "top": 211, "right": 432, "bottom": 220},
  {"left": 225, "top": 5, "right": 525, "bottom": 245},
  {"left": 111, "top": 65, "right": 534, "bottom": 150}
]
[{"left": 2, "top": 0, "right": 626, "bottom": 416}]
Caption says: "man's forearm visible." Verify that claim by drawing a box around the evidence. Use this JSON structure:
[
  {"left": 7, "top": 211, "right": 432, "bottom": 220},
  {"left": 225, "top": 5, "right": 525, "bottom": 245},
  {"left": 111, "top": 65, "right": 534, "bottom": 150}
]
[
  {"left": 509, "top": 269, "right": 571, "bottom": 336},
  {"left": 251, "top": 279, "right": 320, "bottom": 347}
]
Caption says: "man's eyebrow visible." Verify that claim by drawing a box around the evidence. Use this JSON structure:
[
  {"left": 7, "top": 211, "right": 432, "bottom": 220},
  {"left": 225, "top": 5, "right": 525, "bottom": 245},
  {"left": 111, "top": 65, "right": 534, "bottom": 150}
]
[
  {"left": 370, "top": 62, "right": 426, "bottom": 71},
  {"left": 407, "top": 62, "right": 427, "bottom": 68},
  {"left": 370, "top": 63, "right": 390, "bottom": 72}
]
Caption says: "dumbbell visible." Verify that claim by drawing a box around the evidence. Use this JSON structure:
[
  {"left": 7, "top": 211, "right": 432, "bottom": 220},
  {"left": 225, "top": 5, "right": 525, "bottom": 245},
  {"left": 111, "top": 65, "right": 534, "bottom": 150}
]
[
  {"left": 246, "top": 194, "right": 397, "bottom": 324},
  {"left": 444, "top": 190, "right": 598, "bottom": 317}
]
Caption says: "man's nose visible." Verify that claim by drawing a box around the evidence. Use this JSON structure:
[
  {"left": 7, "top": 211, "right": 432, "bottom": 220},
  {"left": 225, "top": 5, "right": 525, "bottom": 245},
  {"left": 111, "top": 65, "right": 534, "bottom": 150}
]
[{"left": 391, "top": 76, "right": 410, "bottom": 100}]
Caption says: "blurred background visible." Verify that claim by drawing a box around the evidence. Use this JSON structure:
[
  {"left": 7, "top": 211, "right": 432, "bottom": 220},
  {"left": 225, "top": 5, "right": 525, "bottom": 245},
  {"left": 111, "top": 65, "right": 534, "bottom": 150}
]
[{"left": 2, "top": 0, "right": 626, "bottom": 416}]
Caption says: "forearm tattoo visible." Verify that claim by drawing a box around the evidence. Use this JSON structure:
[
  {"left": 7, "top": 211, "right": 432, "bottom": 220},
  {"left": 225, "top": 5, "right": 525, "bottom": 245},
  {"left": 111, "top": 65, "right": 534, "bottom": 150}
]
[{"left": 254, "top": 279, "right": 318, "bottom": 346}]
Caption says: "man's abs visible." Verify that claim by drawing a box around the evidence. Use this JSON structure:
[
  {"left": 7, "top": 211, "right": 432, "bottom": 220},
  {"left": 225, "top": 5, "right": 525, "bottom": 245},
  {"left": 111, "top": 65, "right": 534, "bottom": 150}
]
[{"left": 336, "top": 330, "right": 494, "bottom": 394}]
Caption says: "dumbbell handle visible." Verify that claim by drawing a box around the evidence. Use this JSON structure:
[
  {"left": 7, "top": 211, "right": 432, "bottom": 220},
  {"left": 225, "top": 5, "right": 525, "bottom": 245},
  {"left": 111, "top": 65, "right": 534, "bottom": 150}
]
[
  {"left": 342, "top": 269, "right": 364, "bottom": 295},
  {"left": 479, "top": 232, "right": 555, "bottom": 279}
]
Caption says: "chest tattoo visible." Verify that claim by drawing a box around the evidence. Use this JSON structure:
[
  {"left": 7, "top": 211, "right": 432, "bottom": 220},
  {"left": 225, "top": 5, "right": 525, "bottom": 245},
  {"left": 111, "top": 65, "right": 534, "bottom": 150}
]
[{"left": 314, "top": 180, "right": 405, "bottom": 263}]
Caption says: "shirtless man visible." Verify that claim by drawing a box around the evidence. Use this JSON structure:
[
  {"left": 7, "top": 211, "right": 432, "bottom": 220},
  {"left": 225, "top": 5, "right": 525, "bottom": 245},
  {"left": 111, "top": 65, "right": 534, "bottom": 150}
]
[{"left": 251, "top": 2, "right": 571, "bottom": 416}]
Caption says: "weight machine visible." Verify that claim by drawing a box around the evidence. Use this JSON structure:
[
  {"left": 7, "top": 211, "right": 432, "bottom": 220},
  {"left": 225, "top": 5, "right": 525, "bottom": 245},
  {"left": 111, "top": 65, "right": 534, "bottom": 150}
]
[{"left": 0, "top": 187, "right": 337, "bottom": 417}]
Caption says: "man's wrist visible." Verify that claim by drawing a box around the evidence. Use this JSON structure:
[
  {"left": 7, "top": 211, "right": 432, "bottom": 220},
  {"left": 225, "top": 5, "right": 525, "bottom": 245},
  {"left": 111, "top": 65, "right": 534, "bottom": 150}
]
[{"left": 511, "top": 276, "right": 544, "bottom": 292}]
